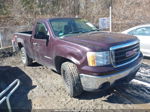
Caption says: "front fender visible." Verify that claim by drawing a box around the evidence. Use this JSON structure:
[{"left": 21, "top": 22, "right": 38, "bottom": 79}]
[{"left": 54, "top": 45, "right": 85, "bottom": 65}]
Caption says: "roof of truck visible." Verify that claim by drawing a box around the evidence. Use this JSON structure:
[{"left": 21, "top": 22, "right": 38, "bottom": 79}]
[{"left": 37, "top": 17, "right": 81, "bottom": 22}]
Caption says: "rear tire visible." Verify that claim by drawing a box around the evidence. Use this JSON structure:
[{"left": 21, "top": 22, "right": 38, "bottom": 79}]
[
  {"left": 20, "top": 47, "right": 32, "bottom": 66},
  {"left": 61, "top": 62, "right": 83, "bottom": 97}
]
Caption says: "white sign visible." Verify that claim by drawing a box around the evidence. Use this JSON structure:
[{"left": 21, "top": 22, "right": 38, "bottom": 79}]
[{"left": 99, "top": 17, "right": 110, "bottom": 29}]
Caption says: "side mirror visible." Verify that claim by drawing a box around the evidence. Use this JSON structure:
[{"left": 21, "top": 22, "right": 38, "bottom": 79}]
[
  {"left": 45, "top": 34, "right": 49, "bottom": 46},
  {"left": 37, "top": 32, "right": 49, "bottom": 40},
  {"left": 43, "top": 34, "right": 49, "bottom": 40},
  {"left": 45, "top": 35, "right": 49, "bottom": 40}
]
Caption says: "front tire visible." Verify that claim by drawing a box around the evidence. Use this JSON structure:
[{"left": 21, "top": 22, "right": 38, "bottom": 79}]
[
  {"left": 20, "top": 47, "right": 32, "bottom": 66},
  {"left": 61, "top": 62, "right": 83, "bottom": 97}
]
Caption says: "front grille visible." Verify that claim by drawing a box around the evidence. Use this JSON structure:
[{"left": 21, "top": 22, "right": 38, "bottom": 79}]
[{"left": 110, "top": 41, "right": 140, "bottom": 67}]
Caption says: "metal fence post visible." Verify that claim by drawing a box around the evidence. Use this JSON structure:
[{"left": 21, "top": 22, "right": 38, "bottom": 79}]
[{"left": 0, "top": 32, "right": 3, "bottom": 48}]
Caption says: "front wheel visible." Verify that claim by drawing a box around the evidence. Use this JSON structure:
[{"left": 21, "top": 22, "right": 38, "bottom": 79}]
[
  {"left": 20, "top": 47, "right": 32, "bottom": 66},
  {"left": 61, "top": 62, "right": 83, "bottom": 97}
]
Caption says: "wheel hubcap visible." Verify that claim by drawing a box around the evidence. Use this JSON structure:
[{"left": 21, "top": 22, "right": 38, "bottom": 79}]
[{"left": 21, "top": 49, "right": 26, "bottom": 64}]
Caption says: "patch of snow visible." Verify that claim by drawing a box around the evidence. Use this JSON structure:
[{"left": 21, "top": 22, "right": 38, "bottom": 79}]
[{"left": 131, "top": 79, "right": 150, "bottom": 88}]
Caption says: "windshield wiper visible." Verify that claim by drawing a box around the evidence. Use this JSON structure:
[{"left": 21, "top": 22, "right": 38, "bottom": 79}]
[
  {"left": 60, "top": 29, "right": 100, "bottom": 38},
  {"left": 68, "top": 31, "right": 86, "bottom": 34},
  {"left": 89, "top": 29, "right": 100, "bottom": 32},
  {"left": 59, "top": 31, "right": 83, "bottom": 38},
  {"left": 83, "top": 29, "right": 100, "bottom": 34}
]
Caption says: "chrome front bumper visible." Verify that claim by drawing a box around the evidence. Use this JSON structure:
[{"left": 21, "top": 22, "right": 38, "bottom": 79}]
[{"left": 80, "top": 63, "right": 141, "bottom": 91}]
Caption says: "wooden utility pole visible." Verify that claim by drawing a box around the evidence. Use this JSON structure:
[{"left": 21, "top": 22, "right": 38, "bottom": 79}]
[
  {"left": 109, "top": 0, "right": 112, "bottom": 32},
  {"left": 74, "top": 0, "right": 80, "bottom": 17}
]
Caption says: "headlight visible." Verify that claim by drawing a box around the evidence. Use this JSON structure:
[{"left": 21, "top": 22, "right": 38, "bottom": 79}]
[{"left": 87, "top": 51, "right": 111, "bottom": 66}]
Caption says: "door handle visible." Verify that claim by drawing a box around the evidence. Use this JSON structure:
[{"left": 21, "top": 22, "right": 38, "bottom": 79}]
[
  {"left": 33, "top": 43, "right": 38, "bottom": 46},
  {"left": 33, "top": 43, "right": 40, "bottom": 47}
]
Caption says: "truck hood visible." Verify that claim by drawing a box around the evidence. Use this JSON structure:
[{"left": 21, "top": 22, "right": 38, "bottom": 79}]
[{"left": 62, "top": 31, "right": 138, "bottom": 51}]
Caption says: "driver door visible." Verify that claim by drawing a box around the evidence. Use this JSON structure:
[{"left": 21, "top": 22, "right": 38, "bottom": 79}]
[{"left": 32, "top": 22, "right": 50, "bottom": 65}]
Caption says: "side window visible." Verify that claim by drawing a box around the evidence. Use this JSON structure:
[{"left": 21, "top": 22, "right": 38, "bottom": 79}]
[
  {"left": 141, "top": 27, "right": 150, "bottom": 36},
  {"left": 129, "top": 27, "right": 150, "bottom": 36},
  {"left": 128, "top": 30, "right": 135, "bottom": 35},
  {"left": 35, "top": 23, "right": 48, "bottom": 39}
]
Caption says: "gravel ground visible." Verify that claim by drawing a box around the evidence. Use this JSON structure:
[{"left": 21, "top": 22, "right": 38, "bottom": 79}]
[{"left": 0, "top": 55, "right": 150, "bottom": 111}]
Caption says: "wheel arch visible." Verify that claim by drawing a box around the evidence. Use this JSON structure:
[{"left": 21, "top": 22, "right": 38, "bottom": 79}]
[
  {"left": 18, "top": 42, "right": 23, "bottom": 49},
  {"left": 54, "top": 56, "right": 79, "bottom": 74}
]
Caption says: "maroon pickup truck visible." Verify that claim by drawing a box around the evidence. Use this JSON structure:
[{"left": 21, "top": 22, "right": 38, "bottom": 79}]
[{"left": 12, "top": 18, "right": 143, "bottom": 97}]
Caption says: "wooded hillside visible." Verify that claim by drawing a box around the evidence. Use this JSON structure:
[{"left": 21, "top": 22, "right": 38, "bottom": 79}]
[{"left": 0, "top": 0, "right": 150, "bottom": 31}]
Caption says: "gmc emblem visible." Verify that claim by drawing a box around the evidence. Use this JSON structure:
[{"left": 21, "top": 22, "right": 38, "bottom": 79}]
[{"left": 126, "top": 49, "right": 138, "bottom": 57}]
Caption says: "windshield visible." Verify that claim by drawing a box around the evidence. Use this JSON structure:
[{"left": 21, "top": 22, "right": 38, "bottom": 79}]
[{"left": 49, "top": 18, "right": 98, "bottom": 37}]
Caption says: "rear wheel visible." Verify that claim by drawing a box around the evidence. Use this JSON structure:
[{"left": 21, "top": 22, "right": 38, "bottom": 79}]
[
  {"left": 61, "top": 62, "right": 83, "bottom": 97},
  {"left": 20, "top": 47, "right": 32, "bottom": 66}
]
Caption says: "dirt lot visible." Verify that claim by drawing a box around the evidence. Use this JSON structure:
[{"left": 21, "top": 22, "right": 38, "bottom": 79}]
[{"left": 0, "top": 54, "right": 150, "bottom": 111}]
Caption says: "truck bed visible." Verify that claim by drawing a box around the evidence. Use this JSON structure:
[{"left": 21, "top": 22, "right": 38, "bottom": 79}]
[
  {"left": 20, "top": 31, "right": 32, "bottom": 34},
  {"left": 13, "top": 31, "right": 33, "bottom": 58},
  {"left": 15, "top": 31, "right": 32, "bottom": 37}
]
